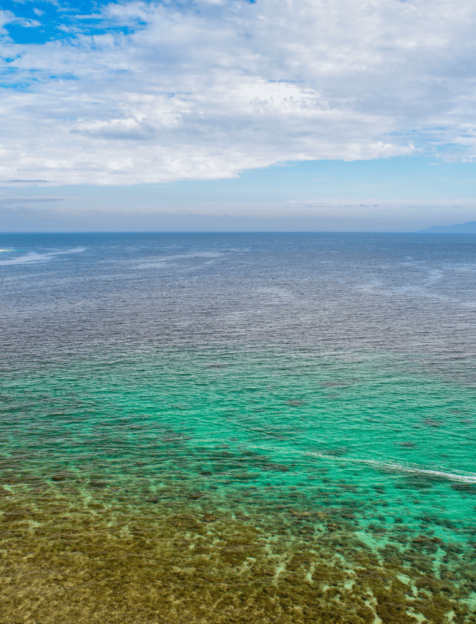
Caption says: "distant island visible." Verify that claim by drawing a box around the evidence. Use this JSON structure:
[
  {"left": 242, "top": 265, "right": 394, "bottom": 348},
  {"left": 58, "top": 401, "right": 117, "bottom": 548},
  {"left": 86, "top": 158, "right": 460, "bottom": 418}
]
[{"left": 421, "top": 221, "right": 476, "bottom": 233}]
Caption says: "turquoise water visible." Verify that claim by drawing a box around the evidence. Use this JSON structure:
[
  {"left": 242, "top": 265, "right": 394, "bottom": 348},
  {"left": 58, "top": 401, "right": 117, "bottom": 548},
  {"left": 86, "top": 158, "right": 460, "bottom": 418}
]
[{"left": 1, "top": 233, "right": 476, "bottom": 623}]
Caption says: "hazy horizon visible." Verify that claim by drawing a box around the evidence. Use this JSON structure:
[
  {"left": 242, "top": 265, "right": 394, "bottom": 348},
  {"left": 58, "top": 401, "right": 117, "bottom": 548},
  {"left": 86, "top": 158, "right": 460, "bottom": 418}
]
[{"left": 1, "top": 208, "right": 475, "bottom": 233}]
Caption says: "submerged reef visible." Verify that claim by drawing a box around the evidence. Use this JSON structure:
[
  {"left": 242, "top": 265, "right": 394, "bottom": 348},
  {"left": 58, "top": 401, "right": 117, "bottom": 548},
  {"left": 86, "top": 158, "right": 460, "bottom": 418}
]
[{"left": 1, "top": 465, "right": 475, "bottom": 624}]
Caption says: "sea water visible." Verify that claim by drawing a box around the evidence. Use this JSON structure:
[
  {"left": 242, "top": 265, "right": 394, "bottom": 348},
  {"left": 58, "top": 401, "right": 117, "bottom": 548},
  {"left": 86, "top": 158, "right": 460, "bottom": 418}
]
[{"left": 0, "top": 233, "right": 475, "bottom": 623}]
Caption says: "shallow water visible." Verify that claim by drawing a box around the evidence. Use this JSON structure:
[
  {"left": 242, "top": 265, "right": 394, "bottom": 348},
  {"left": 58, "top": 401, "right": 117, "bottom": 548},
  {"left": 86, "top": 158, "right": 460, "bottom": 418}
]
[{"left": 1, "top": 233, "right": 476, "bottom": 623}]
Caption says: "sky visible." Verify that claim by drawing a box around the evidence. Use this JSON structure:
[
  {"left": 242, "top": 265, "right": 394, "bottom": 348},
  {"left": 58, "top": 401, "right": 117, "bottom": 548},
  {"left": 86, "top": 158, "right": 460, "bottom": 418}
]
[{"left": 1, "top": 0, "right": 476, "bottom": 231}]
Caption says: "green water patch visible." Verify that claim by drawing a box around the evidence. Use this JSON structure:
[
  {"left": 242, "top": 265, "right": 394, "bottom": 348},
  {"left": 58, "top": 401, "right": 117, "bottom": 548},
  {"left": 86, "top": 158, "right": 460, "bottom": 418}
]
[{"left": 1, "top": 345, "right": 476, "bottom": 621}]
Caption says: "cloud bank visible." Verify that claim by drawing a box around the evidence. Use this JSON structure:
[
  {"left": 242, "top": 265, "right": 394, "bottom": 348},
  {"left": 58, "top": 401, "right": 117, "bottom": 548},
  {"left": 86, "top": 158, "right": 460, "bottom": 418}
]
[{"left": 2, "top": 0, "right": 476, "bottom": 185}]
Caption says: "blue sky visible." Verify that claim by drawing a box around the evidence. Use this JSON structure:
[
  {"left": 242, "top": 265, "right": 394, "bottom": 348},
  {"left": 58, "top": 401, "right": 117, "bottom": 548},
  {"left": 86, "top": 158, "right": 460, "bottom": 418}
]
[
  {"left": 1, "top": 0, "right": 134, "bottom": 44},
  {"left": 1, "top": 0, "right": 476, "bottom": 230}
]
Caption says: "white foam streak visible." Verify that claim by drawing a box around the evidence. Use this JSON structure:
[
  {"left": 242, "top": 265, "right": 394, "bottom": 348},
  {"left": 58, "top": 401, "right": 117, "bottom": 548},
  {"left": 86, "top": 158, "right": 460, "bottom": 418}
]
[
  {"left": 136, "top": 261, "right": 170, "bottom": 269},
  {"left": 247, "top": 444, "right": 476, "bottom": 484},
  {"left": 315, "top": 455, "right": 476, "bottom": 484},
  {"left": 135, "top": 251, "right": 223, "bottom": 269},
  {"left": 0, "top": 246, "right": 86, "bottom": 266}
]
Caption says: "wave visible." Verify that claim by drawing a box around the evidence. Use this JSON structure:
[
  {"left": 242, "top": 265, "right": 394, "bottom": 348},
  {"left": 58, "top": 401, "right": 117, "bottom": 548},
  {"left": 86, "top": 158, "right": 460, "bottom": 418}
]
[
  {"left": 135, "top": 251, "right": 223, "bottom": 270},
  {"left": 0, "top": 247, "right": 86, "bottom": 266},
  {"left": 320, "top": 455, "right": 476, "bottom": 484},
  {"left": 136, "top": 261, "right": 170, "bottom": 269},
  {"left": 245, "top": 444, "right": 476, "bottom": 483},
  {"left": 167, "top": 252, "right": 224, "bottom": 259}
]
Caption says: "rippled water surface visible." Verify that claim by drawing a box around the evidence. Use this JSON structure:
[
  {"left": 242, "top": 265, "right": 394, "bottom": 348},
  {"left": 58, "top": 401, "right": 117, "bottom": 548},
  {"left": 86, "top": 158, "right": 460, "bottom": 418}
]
[{"left": 1, "top": 233, "right": 476, "bottom": 623}]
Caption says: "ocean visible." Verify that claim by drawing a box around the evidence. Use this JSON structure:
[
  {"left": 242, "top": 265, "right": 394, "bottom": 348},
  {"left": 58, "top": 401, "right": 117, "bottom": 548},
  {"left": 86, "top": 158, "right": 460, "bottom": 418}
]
[{"left": 0, "top": 232, "right": 475, "bottom": 623}]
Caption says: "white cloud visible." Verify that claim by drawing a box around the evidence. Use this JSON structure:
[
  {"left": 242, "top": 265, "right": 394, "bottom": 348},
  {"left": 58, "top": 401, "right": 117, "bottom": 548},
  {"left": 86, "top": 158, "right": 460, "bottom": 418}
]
[
  {"left": 1, "top": 0, "right": 476, "bottom": 185},
  {"left": 0, "top": 9, "right": 40, "bottom": 30},
  {"left": 0, "top": 10, "right": 17, "bottom": 32}
]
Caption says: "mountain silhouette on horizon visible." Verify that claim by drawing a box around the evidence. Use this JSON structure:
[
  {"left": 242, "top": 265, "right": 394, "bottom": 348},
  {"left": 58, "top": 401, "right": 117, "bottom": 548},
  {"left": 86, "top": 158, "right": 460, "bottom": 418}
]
[{"left": 421, "top": 221, "right": 476, "bottom": 233}]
